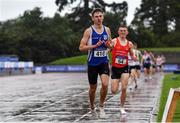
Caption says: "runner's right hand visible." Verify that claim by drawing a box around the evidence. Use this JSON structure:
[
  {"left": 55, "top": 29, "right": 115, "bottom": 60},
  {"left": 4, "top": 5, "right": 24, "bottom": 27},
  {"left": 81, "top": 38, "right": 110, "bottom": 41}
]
[{"left": 95, "top": 40, "right": 103, "bottom": 47}]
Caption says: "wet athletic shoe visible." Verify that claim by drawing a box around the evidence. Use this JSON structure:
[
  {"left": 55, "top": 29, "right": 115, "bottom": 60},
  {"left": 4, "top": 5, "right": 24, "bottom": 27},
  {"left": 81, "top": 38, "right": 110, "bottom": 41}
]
[
  {"left": 120, "top": 107, "right": 127, "bottom": 115},
  {"left": 99, "top": 106, "right": 106, "bottom": 118},
  {"left": 90, "top": 108, "right": 98, "bottom": 118}
]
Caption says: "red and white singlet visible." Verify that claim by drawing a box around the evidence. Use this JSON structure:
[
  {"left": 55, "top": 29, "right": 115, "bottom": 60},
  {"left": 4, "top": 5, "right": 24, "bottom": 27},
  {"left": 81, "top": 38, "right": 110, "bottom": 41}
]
[{"left": 112, "top": 38, "right": 132, "bottom": 68}]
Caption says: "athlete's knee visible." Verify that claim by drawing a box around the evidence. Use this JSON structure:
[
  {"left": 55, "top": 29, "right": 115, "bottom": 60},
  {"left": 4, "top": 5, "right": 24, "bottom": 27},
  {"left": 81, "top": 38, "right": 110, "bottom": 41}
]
[
  {"left": 89, "top": 85, "right": 97, "bottom": 93},
  {"left": 89, "top": 89, "right": 96, "bottom": 94},
  {"left": 111, "top": 88, "right": 118, "bottom": 94}
]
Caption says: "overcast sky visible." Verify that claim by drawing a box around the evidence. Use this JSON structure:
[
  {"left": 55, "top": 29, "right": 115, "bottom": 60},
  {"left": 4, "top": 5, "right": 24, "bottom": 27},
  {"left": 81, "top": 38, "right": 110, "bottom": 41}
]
[{"left": 0, "top": 0, "right": 141, "bottom": 25}]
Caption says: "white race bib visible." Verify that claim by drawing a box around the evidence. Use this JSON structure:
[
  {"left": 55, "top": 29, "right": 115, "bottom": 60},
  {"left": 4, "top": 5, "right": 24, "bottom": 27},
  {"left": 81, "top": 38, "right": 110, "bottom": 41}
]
[
  {"left": 94, "top": 50, "right": 107, "bottom": 57},
  {"left": 115, "top": 56, "right": 127, "bottom": 64}
]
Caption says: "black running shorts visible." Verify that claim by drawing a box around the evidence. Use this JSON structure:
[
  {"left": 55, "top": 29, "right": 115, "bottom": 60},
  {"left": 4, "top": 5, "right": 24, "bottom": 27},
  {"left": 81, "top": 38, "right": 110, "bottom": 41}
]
[
  {"left": 111, "top": 66, "right": 129, "bottom": 79},
  {"left": 88, "top": 63, "right": 110, "bottom": 85}
]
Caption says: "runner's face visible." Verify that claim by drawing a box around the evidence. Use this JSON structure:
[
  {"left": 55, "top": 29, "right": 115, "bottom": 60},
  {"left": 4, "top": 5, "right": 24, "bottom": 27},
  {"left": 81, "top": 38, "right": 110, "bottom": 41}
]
[
  {"left": 92, "top": 12, "right": 104, "bottom": 25},
  {"left": 118, "top": 27, "right": 128, "bottom": 38}
]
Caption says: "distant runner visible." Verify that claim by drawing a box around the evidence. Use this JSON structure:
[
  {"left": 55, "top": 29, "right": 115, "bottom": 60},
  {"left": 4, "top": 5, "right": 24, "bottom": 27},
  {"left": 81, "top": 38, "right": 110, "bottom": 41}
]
[{"left": 141, "top": 50, "right": 152, "bottom": 81}]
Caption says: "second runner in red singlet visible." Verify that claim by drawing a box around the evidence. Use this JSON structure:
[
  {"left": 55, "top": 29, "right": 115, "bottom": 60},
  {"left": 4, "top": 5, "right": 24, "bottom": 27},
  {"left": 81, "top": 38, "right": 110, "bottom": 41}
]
[{"left": 110, "top": 26, "right": 136, "bottom": 115}]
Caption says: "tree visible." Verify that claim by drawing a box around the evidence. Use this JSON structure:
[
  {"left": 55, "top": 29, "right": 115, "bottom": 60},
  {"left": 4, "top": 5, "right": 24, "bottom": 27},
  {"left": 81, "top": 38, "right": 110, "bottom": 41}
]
[
  {"left": 130, "top": 0, "right": 180, "bottom": 47},
  {"left": 132, "top": 0, "right": 180, "bottom": 35},
  {"left": 169, "top": 0, "right": 180, "bottom": 31},
  {"left": 104, "top": 11, "right": 127, "bottom": 38},
  {"left": 0, "top": 7, "right": 82, "bottom": 63},
  {"left": 55, "top": 0, "right": 128, "bottom": 31}
]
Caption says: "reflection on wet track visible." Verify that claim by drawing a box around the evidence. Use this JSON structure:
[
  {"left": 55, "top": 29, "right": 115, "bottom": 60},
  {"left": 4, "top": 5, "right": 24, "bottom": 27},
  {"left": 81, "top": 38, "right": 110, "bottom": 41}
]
[{"left": 0, "top": 73, "right": 163, "bottom": 122}]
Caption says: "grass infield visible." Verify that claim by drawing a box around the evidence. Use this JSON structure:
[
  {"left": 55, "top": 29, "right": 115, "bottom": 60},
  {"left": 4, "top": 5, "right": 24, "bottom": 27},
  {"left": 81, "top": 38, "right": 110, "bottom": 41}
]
[
  {"left": 50, "top": 47, "right": 180, "bottom": 65},
  {"left": 157, "top": 73, "right": 180, "bottom": 122}
]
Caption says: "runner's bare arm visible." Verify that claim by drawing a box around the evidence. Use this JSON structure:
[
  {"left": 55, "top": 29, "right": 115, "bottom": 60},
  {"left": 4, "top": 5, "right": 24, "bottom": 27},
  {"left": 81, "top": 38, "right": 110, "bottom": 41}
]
[
  {"left": 111, "top": 38, "right": 116, "bottom": 48},
  {"left": 105, "top": 27, "right": 114, "bottom": 49},
  {"left": 79, "top": 28, "right": 103, "bottom": 52},
  {"left": 150, "top": 52, "right": 156, "bottom": 63},
  {"left": 139, "top": 50, "right": 143, "bottom": 57},
  {"left": 129, "top": 42, "right": 137, "bottom": 61},
  {"left": 141, "top": 56, "right": 144, "bottom": 65}
]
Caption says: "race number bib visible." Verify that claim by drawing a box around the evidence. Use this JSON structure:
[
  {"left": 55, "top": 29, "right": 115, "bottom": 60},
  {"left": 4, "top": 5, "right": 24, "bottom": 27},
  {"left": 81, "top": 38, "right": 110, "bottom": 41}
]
[
  {"left": 94, "top": 50, "right": 107, "bottom": 57},
  {"left": 115, "top": 56, "right": 127, "bottom": 64}
]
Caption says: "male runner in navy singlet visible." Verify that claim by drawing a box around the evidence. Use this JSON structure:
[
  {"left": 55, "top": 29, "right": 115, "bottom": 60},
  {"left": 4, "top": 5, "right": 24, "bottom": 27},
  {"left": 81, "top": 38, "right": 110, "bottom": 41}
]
[{"left": 79, "top": 8, "right": 112, "bottom": 118}]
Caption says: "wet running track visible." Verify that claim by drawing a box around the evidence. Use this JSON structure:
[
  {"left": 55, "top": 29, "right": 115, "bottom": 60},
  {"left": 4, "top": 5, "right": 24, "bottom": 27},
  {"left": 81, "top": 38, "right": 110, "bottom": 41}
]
[{"left": 0, "top": 73, "right": 163, "bottom": 122}]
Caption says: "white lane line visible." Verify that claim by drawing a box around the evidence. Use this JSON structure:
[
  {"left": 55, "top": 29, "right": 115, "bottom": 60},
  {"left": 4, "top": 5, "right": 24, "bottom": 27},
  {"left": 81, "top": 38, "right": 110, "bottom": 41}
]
[
  {"left": 1, "top": 85, "right": 87, "bottom": 103},
  {"left": 4, "top": 90, "right": 88, "bottom": 122},
  {"left": 73, "top": 93, "right": 119, "bottom": 122},
  {"left": 73, "top": 74, "right": 160, "bottom": 122},
  {"left": 150, "top": 74, "right": 164, "bottom": 122}
]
